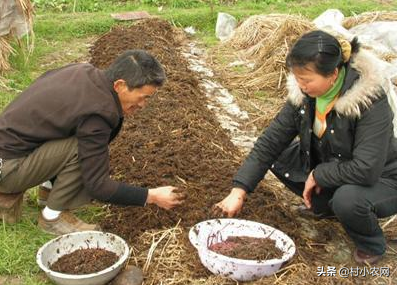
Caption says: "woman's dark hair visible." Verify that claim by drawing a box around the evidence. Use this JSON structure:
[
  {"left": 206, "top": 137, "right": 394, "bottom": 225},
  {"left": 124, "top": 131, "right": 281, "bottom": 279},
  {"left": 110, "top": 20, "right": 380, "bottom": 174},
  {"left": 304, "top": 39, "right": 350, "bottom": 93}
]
[
  {"left": 286, "top": 30, "right": 360, "bottom": 76},
  {"left": 105, "top": 49, "right": 166, "bottom": 90}
]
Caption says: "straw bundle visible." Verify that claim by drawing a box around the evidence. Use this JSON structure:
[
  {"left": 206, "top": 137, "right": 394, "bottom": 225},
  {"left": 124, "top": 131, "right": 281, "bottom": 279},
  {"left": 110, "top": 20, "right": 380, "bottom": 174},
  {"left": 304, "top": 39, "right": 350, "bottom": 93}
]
[
  {"left": 208, "top": 15, "right": 314, "bottom": 130},
  {"left": 16, "top": 0, "right": 34, "bottom": 31},
  {"left": 0, "top": 0, "right": 34, "bottom": 74},
  {"left": 249, "top": 15, "right": 314, "bottom": 59},
  {"left": 343, "top": 11, "right": 397, "bottom": 30},
  {"left": 0, "top": 37, "right": 15, "bottom": 72},
  {"left": 16, "top": 0, "right": 34, "bottom": 53},
  {"left": 225, "top": 14, "right": 285, "bottom": 50},
  {"left": 230, "top": 15, "right": 315, "bottom": 95}
]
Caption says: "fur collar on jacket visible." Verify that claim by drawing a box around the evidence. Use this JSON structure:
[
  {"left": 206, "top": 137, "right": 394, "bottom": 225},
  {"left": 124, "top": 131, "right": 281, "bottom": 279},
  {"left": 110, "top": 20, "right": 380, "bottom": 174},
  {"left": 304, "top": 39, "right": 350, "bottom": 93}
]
[{"left": 286, "top": 49, "right": 385, "bottom": 118}]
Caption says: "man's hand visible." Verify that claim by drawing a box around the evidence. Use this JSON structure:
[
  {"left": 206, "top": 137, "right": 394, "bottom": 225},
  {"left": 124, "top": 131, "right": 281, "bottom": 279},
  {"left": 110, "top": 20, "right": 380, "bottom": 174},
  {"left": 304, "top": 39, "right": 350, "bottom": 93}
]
[
  {"left": 147, "top": 186, "right": 186, "bottom": 210},
  {"left": 213, "top": 187, "right": 246, "bottom": 217},
  {"left": 303, "top": 171, "right": 322, "bottom": 209}
]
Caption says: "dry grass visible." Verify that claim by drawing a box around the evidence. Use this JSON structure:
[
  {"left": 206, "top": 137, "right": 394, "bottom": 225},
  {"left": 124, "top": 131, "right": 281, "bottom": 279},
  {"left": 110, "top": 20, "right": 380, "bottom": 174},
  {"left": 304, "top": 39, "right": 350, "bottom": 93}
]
[
  {"left": 208, "top": 15, "right": 314, "bottom": 130},
  {"left": 225, "top": 14, "right": 287, "bottom": 51},
  {"left": 16, "top": 0, "right": 35, "bottom": 56},
  {"left": 380, "top": 52, "right": 397, "bottom": 63},
  {"left": 233, "top": 15, "right": 314, "bottom": 95},
  {"left": 382, "top": 215, "right": 397, "bottom": 242},
  {"left": 210, "top": 14, "right": 315, "bottom": 105},
  {"left": 0, "top": 37, "right": 15, "bottom": 72},
  {"left": 342, "top": 10, "right": 397, "bottom": 63},
  {"left": 343, "top": 11, "right": 397, "bottom": 29},
  {"left": 0, "top": 0, "right": 34, "bottom": 74},
  {"left": 131, "top": 221, "right": 196, "bottom": 285}
]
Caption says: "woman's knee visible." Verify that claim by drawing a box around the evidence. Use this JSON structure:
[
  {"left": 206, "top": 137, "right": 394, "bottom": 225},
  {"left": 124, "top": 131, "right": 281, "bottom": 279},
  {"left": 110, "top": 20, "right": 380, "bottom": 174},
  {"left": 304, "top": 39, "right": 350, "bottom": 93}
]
[{"left": 331, "top": 185, "right": 369, "bottom": 218}]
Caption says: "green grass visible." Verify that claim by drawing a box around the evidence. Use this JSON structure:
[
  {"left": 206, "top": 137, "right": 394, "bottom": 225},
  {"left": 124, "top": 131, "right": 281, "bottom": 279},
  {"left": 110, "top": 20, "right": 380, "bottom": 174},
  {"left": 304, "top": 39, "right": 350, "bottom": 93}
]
[
  {"left": 0, "top": 214, "right": 51, "bottom": 275},
  {"left": 0, "top": 0, "right": 396, "bottom": 283},
  {"left": 254, "top": 90, "right": 269, "bottom": 99},
  {"left": 32, "top": 0, "right": 396, "bottom": 16},
  {"left": 0, "top": 191, "right": 54, "bottom": 284}
]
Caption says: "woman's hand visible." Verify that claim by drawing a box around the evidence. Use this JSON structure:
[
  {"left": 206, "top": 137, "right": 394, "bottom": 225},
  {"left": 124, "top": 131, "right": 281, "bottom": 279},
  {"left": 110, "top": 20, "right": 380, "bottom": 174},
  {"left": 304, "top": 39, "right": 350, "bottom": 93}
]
[
  {"left": 213, "top": 187, "right": 247, "bottom": 217},
  {"left": 147, "top": 186, "right": 186, "bottom": 210},
  {"left": 303, "top": 171, "right": 322, "bottom": 209}
]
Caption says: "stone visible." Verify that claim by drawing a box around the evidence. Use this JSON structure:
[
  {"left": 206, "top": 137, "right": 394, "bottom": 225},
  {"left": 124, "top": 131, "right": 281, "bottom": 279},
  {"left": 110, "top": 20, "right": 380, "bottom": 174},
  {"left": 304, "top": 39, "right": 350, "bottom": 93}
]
[{"left": 109, "top": 265, "right": 144, "bottom": 285}]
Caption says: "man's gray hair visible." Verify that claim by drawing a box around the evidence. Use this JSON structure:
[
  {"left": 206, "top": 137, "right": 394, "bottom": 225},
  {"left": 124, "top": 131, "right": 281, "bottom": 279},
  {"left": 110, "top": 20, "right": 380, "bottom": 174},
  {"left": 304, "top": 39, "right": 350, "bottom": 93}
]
[{"left": 105, "top": 49, "right": 166, "bottom": 89}]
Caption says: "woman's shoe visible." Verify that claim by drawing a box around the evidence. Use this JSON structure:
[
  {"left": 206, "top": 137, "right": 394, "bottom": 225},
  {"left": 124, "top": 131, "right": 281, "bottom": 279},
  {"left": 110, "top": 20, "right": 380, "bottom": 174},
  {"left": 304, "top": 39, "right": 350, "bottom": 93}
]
[
  {"left": 295, "top": 204, "right": 336, "bottom": 220},
  {"left": 353, "top": 248, "right": 383, "bottom": 265}
]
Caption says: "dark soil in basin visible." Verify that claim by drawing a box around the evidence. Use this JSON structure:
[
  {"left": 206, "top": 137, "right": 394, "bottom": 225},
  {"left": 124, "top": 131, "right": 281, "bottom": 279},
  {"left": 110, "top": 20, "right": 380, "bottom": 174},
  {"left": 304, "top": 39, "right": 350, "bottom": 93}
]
[
  {"left": 209, "top": 236, "right": 284, "bottom": 260},
  {"left": 50, "top": 248, "right": 119, "bottom": 275}
]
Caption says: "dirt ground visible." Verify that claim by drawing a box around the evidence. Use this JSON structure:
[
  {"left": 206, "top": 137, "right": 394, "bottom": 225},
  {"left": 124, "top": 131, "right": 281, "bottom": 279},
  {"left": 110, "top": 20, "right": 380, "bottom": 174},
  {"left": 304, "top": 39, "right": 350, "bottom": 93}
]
[{"left": 90, "top": 18, "right": 397, "bottom": 284}]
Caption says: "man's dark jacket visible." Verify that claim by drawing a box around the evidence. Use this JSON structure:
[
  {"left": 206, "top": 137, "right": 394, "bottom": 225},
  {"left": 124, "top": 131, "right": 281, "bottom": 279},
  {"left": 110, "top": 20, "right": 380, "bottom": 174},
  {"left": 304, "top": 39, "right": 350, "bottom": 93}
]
[
  {"left": 233, "top": 49, "right": 397, "bottom": 192},
  {"left": 0, "top": 63, "right": 148, "bottom": 205}
]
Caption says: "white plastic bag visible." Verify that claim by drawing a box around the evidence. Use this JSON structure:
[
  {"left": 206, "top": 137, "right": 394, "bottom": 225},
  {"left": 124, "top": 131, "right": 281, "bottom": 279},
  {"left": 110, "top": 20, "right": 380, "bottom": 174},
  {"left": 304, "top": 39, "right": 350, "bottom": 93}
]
[
  {"left": 349, "top": 21, "right": 397, "bottom": 54},
  {"left": 215, "top": 12, "right": 237, "bottom": 41},
  {"left": 313, "top": 9, "right": 353, "bottom": 39}
]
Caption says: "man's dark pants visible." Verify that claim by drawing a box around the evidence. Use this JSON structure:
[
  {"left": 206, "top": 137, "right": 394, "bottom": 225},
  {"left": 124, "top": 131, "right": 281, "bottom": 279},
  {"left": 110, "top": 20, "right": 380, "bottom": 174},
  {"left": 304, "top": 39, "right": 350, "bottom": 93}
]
[{"left": 0, "top": 137, "right": 91, "bottom": 211}]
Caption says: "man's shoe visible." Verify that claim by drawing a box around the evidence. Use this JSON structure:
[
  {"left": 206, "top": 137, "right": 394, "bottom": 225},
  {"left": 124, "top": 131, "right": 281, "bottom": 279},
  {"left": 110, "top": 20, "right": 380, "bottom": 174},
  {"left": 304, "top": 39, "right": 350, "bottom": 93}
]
[
  {"left": 38, "top": 210, "right": 100, "bottom": 236},
  {"left": 353, "top": 248, "right": 383, "bottom": 265},
  {"left": 37, "top": 186, "right": 50, "bottom": 207}
]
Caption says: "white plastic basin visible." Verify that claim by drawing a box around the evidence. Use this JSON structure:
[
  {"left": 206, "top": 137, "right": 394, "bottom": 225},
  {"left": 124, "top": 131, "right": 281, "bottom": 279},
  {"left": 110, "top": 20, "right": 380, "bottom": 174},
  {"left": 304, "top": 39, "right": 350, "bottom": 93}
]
[
  {"left": 189, "top": 219, "right": 296, "bottom": 281},
  {"left": 36, "top": 231, "right": 129, "bottom": 285}
]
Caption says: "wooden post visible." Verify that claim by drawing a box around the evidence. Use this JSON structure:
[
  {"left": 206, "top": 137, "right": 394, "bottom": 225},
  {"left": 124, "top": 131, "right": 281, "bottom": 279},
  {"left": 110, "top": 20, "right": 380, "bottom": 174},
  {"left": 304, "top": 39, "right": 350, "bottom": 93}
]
[{"left": 0, "top": 192, "right": 23, "bottom": 224}]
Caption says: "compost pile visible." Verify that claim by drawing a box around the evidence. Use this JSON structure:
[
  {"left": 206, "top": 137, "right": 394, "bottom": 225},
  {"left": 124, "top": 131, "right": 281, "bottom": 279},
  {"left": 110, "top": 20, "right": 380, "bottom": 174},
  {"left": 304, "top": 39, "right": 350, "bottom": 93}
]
[
  {"left": 209, "top": 236, "right": 284, "bottom": 260},
  {"left": 50, "top": 248, "right": 118, "bottom": 275},
  {"left": 90, "top": 18, "right": 396, "bottom": 284},
  {"left": 90, "top": 18, "right": 297, "bottom": 240},
  {"left": 91, "top": 18, "right": 246, "bottom": 230}
]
